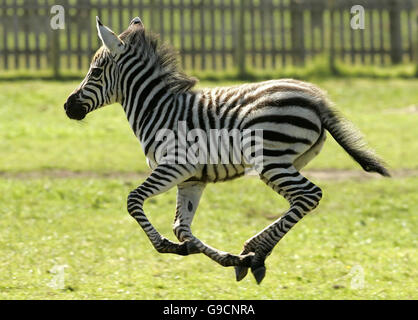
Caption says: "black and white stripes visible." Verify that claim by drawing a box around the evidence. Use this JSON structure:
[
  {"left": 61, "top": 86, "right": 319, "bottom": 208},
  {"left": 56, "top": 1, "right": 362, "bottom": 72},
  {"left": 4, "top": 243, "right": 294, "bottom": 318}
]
[{"left": 64, "top": 17, "right": 390, "bottom": 284}]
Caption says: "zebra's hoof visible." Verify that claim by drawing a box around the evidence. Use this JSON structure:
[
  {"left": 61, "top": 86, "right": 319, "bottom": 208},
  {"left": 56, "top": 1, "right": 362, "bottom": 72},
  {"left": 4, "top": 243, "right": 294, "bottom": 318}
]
[
  {"left": 234, "top": 266, "right": 249, "bottom": 282},
  {"left": 251, "top": 265, "right": 266, "bottom": 285}
]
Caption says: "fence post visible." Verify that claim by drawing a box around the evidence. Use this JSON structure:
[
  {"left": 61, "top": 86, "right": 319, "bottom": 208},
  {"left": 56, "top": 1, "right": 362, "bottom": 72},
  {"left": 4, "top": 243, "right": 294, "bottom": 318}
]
[
  {"left": 150, "top": 0, "right": 158, "bottom": 32},
  {"left": 290, "top": 0, "right": 305, "bottom": 66},
  {"left": 50, "top": 29, "right": 60, "bottom": 78},
  {"left": 329, "top": 3, "right": 337, "bottom": 74},
  {"left": 389, "top": 0, "right": 402, "bottom": 64},
  {"left": 236, "top": 0, "right": 246, "bottom": 77}
]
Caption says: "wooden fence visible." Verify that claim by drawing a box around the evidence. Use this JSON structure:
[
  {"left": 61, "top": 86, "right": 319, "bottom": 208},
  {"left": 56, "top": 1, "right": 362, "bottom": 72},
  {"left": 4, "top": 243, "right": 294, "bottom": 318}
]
[{"left": 0, "top": 0, "right": 417, "bottom": 76}]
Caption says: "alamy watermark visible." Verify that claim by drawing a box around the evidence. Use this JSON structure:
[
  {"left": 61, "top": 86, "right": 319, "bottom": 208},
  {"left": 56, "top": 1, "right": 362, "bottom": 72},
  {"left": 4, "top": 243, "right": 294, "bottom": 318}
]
[
  {"left": 351, "top": 5, "right": 365, "bottom": 30},
  {"left": 50, "top": 5, "right": 65, "bottom": 30},
  {"left": 48, "top": 4, "right": 367, "bottom": 31},
  {"left": 47, "top": 264, "right": 68, "bottom": 290},
  {"left": 154, "top": 121, "right": 264, "bottom": 175},
  {"left": 330, "top": 262, "right": 366, "bottom": 290},
  {"left": 348, "top": 264, "right": 365, "bottom": 290}
]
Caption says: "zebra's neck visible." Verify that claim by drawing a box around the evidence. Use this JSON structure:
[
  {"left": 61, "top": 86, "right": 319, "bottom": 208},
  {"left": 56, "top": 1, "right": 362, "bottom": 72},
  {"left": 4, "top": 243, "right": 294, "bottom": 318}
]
[{"left": 120, "top": 55, "right": 177, "bottom": 138}]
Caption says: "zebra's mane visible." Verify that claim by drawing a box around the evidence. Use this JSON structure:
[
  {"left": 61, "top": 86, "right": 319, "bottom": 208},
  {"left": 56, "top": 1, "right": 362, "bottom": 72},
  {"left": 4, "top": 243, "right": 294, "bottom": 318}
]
[{"left": 119, "top": 27, "right": 198, "bottom": 94}]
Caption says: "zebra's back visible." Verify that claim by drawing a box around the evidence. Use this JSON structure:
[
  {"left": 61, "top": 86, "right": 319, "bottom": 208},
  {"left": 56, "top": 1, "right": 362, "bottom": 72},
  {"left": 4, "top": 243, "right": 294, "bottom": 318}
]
[{"left": 177, "top": 79, "right": 327, "bottom": 182}]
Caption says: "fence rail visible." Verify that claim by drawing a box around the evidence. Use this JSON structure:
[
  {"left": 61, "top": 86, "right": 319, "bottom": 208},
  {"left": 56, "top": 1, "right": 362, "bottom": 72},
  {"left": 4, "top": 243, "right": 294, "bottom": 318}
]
[{"left": 0, "top": 0, "right": 417, "bottom": 76}]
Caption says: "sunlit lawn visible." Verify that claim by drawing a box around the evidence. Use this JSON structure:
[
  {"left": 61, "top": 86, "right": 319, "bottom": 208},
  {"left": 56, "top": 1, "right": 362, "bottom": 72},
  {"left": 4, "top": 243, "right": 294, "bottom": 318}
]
[
  {"left": 0, "top": 78, "right": 417, "bottom": 299},
  {"left": 0, "top": 78, "right": 417, "bottom": 173},
  {"left": 0, "top": 177, "right": 416, "bottom": 299}
]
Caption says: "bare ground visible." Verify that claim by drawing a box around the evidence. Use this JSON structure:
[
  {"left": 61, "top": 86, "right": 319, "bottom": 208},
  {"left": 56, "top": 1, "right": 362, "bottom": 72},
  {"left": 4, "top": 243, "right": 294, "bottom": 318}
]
[
  {"left": 0, "top": 168, "right": 417, "bottom": 181},
  {"left": 385, "top": 104, "right": 418, "bottom": 114}
]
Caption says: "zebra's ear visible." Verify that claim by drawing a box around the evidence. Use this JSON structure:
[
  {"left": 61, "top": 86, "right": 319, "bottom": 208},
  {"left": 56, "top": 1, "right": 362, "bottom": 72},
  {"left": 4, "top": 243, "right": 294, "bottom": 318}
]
[
  {"left": 96, "top": 16, "right": 125, "bottom": 54},
  {"left": 129, "top": 17, "right": 144, "bottom": 29}
]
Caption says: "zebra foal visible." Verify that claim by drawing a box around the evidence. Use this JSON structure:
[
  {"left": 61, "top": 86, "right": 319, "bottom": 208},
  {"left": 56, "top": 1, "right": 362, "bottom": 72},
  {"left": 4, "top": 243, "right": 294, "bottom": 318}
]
[{"left": 64, "top": 17, "right": 390, "bottom": 284}]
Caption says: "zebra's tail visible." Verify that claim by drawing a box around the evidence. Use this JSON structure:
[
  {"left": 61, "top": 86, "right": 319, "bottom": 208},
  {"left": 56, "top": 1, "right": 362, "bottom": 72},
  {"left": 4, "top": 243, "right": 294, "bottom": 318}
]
[{"left": 316, "top": 98, "right": 391, "bottom": 177}]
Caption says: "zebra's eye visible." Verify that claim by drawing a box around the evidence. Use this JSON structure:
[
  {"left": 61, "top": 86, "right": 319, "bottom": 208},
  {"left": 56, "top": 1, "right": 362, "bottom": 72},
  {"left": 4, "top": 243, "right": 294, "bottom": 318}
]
[{"left": 90, "top": 67, "right": 103, "bottom": 78}]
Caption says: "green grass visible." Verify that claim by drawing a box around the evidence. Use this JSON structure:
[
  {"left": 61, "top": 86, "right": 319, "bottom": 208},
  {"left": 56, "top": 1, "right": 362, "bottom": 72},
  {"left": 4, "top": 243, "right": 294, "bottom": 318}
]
[
  {"left": 0, "top": 78, "right": 417, "bottom": 299},
  {"left": 0, "top": 176, "right": 416, "bottom": 299},
  {"left": 0, "top": 78, "right": 417, "bottom": 173},
  {"left": 1, "top": 59, "right": 417, "bottom": 81}
]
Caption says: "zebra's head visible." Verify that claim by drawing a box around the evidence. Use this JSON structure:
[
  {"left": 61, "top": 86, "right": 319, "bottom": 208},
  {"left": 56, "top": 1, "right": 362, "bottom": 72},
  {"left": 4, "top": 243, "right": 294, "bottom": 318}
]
[{"left": 64, "top": 16, "right": 144, "bottom": 120}]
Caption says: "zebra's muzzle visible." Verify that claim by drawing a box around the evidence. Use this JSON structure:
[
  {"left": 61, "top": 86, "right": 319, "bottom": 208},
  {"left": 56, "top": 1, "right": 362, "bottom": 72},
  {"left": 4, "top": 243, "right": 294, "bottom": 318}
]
[
  {"left": 65, "top": 105, "right": 86, "bottom": 120},
  {"left": 64, "top": 95, "right": 87, "bottom": 120}
]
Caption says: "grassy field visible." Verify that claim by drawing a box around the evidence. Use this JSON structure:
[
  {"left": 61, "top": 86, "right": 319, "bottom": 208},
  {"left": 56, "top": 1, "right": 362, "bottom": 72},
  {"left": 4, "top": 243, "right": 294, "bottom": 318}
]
[
  {"left": 1, "top": 78, "right": 417, "bottom": 173},
  {"left": 0, "top": 78, "right": 417, "bottom": 299}
]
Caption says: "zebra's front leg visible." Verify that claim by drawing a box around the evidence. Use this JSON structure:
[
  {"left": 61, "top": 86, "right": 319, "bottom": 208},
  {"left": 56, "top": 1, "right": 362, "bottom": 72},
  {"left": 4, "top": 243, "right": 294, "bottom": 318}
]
[
  {"left": 171, "top": 181, "right": 206, "bottom": 255},
  {"left": 127, "top": 164, "right": 197, "bottom": 255},
  {"left": 172, "top": 181, "right": 255, "bottom": 267}
]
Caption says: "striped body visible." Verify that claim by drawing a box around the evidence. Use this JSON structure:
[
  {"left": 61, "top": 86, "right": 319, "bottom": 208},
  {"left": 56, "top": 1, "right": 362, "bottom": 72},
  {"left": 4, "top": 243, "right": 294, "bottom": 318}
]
[
  {"left": 64, "top": 17, "right": 390, "bottom": 284},
  {"left": 125, "top": 79, "right": 326, "bottom": 183}
]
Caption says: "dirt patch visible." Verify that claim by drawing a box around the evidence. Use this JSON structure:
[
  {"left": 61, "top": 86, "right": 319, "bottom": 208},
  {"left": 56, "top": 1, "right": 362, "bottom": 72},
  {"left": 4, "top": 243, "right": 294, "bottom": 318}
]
[
  {"left": 304, "top": 168, "right": 418, "bottom": 181},
  {"left": 1, "top": 168, "right": 417, "bottom": 181},
  {"left": 385, "top": 105, "right": 418, "bottom": 114},
  {"left": 0, "top": 170, "right": 147, "bottom": 180}
]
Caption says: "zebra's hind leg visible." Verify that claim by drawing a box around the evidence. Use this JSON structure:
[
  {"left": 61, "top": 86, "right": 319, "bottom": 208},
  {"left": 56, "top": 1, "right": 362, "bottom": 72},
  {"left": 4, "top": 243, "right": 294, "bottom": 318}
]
[{"left": 235, "top": 165, "right": 322, "bottom": 284}]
